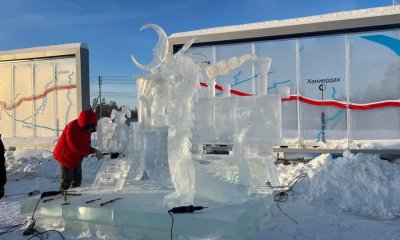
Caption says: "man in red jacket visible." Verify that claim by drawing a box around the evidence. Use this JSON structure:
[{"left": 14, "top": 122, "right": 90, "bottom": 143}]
[{"left": 53, "top": 110, "right": 103, "bottom": 192}]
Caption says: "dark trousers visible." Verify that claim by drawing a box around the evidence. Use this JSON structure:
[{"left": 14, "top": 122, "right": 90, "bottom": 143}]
[
  {"left": 60, "top": 161, "right": 82, "bottom": 192},
  {"left": 0, "top": 159, "right": 5, "bottom": 199},
  {"left": 0, "top": 138, "right": 6, "bottom": 199},
  {"left": 0, "top": 157, "right": 5, "bottom": 188}
]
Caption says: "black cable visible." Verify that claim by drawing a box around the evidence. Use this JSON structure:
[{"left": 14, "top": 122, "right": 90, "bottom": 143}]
[
  {"left": 0, "top": 221, "right": 29, "bottom": 235},
  {"left": 26, "top": 230, "right": 42, "bottom": 240},
  {"left": 276, "top": 202, "right": 298, "bottom": 224},
  {"left": 167, "top": 205, "right": 207, "bottom": 240},
  {"left": 264, "top": 172, "right": 307, "bottom": 195},
  {"left": 1, "top": 191, "right": 64, "bottom": 239},
  {"left": 26, "top": 229, "right": 65, "bottom": 240},
  {"left": 26, "top": 193, "right": 65, "bottom": 239},
  {"left": 0, "top": 198, "right": 40, "bottom": 236},
  {"left": 5, "top": 190, "right": 40, "bottom": 198},
  {"left": 30, "top": 197, "right": 41, "bottom": 220},
  {"left": 168, "top": 212, "right": 174, "bottom": 240},
  {"left": 45, "top": 229, "right": 65, "bottom": 240},
  {"left": 264, "top": 172, "right": 308, "bottom": 224}
]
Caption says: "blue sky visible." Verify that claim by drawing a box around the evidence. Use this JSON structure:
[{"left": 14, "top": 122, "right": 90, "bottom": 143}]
[{"left": 0, "top": 0, "right": 394, "bottom": 109}]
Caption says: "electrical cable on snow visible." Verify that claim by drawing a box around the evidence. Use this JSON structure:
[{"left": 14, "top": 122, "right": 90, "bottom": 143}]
[
  {"left": 5, "top": 189, "right": 41, "bottom": 198},
  {"left": 264, "top": 172, "right": 308, "bottom": 224},
  {"left": 0, "top": 192, "right": 65, "bottom": 239},
  {"left": 168, "top": 212, "right": 174, "bottom": 240},
  {"left": 0, "top": 200, "right": 39, "bottom": 236},
  {"left": 167, "top": 205, "right": 207, "bottom": 240}
]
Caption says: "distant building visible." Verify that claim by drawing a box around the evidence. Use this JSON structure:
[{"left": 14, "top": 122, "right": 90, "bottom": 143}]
[{"left": 0, "top": 43, "right": 90, "bottom": 148}]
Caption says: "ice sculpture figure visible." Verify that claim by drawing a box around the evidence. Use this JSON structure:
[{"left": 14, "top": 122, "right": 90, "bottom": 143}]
[
  {"left": 204, "top": 54, "right": 257, "bottom": 79},
  {"left": 136, "top": 75, "right": 171, "bottom": 183},
  {"left": 139, "top": 127, "right": 169, "bottom": 182},
  {"left": 92, "top": 107, "right": 135, "bottom": 191},
  {"left": 191, "top": 95, "right": 282, "bottom": 202},
  {"left": 20, "top": 24, "right": 282, "bottom": 235},
  {"left": 253, "top": 57, "right": 272, "bottom": 95},
  {"left": 21, "top": 24, "right": 285, "bottom": 239},
  {"left": 131, "top": 24, "right": 169, "bottom": 72},
  {"left": 131, "top": 24, "right": 281, "bottom": 205},
  {"left": 138, "top": 76, "right": 168, "bottom": 130},
  {"left": 108, "top": 107, "right": 131, "bottom": 153},
  {"left": 96, "top": 117, "right": 114, "bottom": 152},
  {"left": 160, "top": 39, "right": 201, "bottom": 205}
]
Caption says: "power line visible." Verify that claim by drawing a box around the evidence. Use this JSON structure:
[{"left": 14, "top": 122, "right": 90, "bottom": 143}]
[
  {"left": 90, "top": 82, "right": 136, "bottom": 85},
  {"left": 100, "top": 91, "right": 136, "bottom": 94},
  {"left": 90, "top": 90, "right": 137, "bottom": 94},
  {"left": 90, "top": 75, "right": 133, "bottom": 79},
  {"left": 100, "top": 94, "right": 137, "bottom": 97},
  {"left": 98, "top": 76, "right": 102, "bottom": 118},
  {"left": 90, "top": 75, "right": 138, "bottom": 110},
  {"left": 101, "top": 75, "right": 133, "bottom": 77}
]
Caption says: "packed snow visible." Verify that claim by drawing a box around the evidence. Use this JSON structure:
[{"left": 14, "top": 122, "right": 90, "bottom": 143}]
[
  {"left": 170, "top": 5, "right": 400, "bottom": 38},
  {"left": 1, "top": 148, "right": 400, "bottom": 239}
]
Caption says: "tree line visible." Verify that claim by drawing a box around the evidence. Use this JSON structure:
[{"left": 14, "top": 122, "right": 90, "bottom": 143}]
[{"left": 91, "top": 97, "right": 138, "bottom": 121}]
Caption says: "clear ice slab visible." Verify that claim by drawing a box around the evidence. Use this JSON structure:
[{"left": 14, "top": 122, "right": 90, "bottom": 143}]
[{"left": 21, "top": 186, "right": 273, "bottom": 239}]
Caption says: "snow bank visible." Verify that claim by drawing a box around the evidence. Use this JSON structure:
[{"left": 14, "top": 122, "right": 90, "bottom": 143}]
[
  {"left": 5, "top": 149, "right": 102, "bottom": 186},
  {"left": 5, "top": 148, "right": 400, "bottom": 219},
  {"left": 2, "top": 149, "right": 400, "bottom": 240},
  {"left": 277, "top": 151, "right": 400, "bottom": 218}
]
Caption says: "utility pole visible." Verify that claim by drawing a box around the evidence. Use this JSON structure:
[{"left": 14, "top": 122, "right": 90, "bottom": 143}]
[{"left": 98, "top": 76, "right": 102, "bottom": 118}]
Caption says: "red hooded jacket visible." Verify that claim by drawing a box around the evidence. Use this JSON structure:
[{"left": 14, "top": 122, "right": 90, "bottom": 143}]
[{"left": 53, "top": 110, "right": 98, "bottom": 169}]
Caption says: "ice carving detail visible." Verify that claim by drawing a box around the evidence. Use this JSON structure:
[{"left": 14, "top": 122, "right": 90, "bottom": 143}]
[
  {"left": 130, "top": 24, "right": 281, "bottom": 206},
  {"left": 131, "top": 24, "right": 169, "bottom": 72}
]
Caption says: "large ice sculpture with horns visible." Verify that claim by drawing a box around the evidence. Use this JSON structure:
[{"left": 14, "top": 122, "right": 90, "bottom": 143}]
[
  {"left": 19, "top": 24, "right": 284, "bottom": 239},
  {"left": 128, "top": 24, "right": 282, "bottom": 206}
]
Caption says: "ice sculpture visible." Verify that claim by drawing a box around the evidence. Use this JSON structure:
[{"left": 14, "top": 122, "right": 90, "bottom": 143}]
[
  {"left": 253, "top": 57, "right": 272, "bottom": 95},
  {"left": 92, "top": 107, "right": 135, "bottom": 191},
  {"left": 21, "top": 24, "right": 284, "bottom": 239},
  {"left": 96, "top": 117, "right": 114, "bottom": 152},
  {"left": 130, "top": 24, "right": 169, "bottom": 72},
  {"left": 108, "top": 107, "right": 131, "bottom": 153},
  {"left": 160, "top": 39, "right": 201, "bottom": 205},
  {"left": 205, "top": 54, "right": 257, "bottom": 79},
  {"left": 130, "top": 24, "right": 281, "bottom": 205},
  {"left": 96, "top": 107, "right": 131, "bottom": 153}
]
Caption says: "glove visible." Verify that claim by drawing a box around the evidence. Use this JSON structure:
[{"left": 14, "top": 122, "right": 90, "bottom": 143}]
[{"left": 93, "top": 149, "right": 103, "bottom": 160}]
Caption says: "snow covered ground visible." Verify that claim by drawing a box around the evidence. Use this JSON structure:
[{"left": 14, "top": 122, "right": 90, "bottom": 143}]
[{"left": 1, "top": 148, "right": 400, "bottom": 239}]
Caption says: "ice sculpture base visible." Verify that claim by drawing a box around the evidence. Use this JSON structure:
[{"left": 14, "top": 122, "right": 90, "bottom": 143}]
[{"left": 21, "top": 187, "right": 273, "bottom": 239}]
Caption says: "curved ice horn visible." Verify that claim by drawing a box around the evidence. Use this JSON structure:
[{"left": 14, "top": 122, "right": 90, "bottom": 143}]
[
  {"left": 176, "top": 37, "right": 196, "bottom": 55},
  {"left": 131, "top": 24, "right": 169, "bottom": 71}
]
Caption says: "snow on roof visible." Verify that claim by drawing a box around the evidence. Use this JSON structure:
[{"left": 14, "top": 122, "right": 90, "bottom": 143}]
[
  {"left": 170, "top": 5, "right": 400, "bottom": 38},
  {"left": 0, "top": 42, "right": 88, "bottom": 56}
]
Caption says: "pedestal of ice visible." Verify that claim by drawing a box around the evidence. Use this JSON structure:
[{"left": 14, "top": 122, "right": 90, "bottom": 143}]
[
  {"left": 253, "top": 57, "right": 272, "bottom": 95},
  {"left": 21, "top": 188, "right": 273, "bottom": 239}
]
